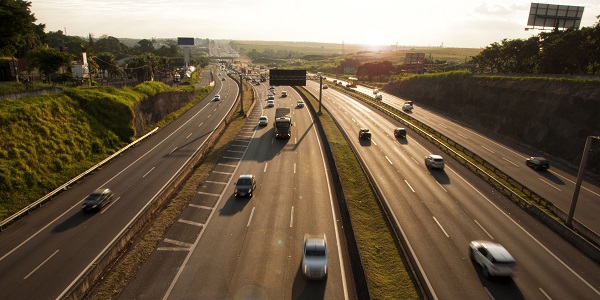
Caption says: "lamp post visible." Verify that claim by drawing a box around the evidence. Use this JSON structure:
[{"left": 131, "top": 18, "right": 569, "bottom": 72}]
[
  {"left": 318, "top": 72, "right": 323, "bottom": 114},
  {"left": 566, "top": 135, "right": 599, "bottom": 227}
]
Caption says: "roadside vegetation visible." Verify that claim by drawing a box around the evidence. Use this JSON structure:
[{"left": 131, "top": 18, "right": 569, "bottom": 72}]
[{"left": 0, "top": 81, "right": 207, "bottom": 221}]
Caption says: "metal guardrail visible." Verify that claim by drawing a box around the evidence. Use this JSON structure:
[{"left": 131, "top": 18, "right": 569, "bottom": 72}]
[
  {"left": 0, "top": 127, "right": 159, "bottom": 231},
  {"left": 329, "top": 84, "right": 599, "bottom": 261}
]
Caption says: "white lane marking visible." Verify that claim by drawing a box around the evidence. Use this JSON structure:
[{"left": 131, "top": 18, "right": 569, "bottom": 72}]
[
  {"left": 222, "top": 156, "right": 241, "bottom": 160},
  {"left": 385, "top": 156, "right": 393, "bottom": 165},
  {"left": 213, "top": 171, "right": 233, "bottom": 175},
  {"left": 247, "top": 207, "right": 255, "bottom": 227},
  {"left": 438, "top": 123, "right": 448, "bottom": 129},
  {"left": 473, "top": 220, "right": 494, "bottom": 240},
  {"left": 448, "top": 167, "right": 600, "bottom": 295},
  {"left": 433, "top": 216, "right": 450, "bottom": 237},
  {"left": 218, "top": 163, "right": 237, "bottom": 167},
  {"left": 484, "top": 287, "right": 495, "bottom": 300},
  {"left": 169, "top": 148, "right": 177, "bottom": 155},
  {"left": 227, "top": 150, "right": 245, "bottom": 153},
  {"left": 100, "top": 196, "right": 121, "bottom": 214},
  {"left": 197, "top": 191, "right": 221, "bottom": 197},
  {"left": 502, "top": 157, "right": 519, "bottom": 167},
  {"left": 457, "top": 133, "right": 468, "bottom": 139},
  {"left": 539, "top": 178, "right": 562, "bottom": 191},
  {"left": 481, "top": 145, "right": 495, "bottom": 153},
  {"left": 290, "top": 206, "right": 294, "bottom": 228},
  {"left": 163, "top": 238, "right": 193, "bottom": 248},
  {"left": 186, "top": 133, "right": 193, "bottom": 139},
  {"left": 143, "top": 167, "right": 156, "bottom": 178},
  {"left": 188, "top": 204, "right": 213, "bottom": 210},
  {"left": 405, "top": 180, "right": 415, "bottom": 193},
  {"left": 178, "top": 219, "right": 203, "bottom": 227},
  {"left": 204, "top": 180, "right": 227, "bottom": 185},
  {"left": 294, "top": 163, "right": 297, "bottom": 174},
  {"left": 372, "top": 140, "right": 377, "bottom": 146},
  {"left": 539, "top": 288, "right": 553, "bottom": 299},
  {"left": 24, "top": 249, "right": 59, "bottom": 280},
  {"left": 207, "top": 114, "right": 212, "bottom": 118},
  {"left": 198, "top": 122, "right": 203, "bottom": 127},
  {"left": 264, "top": 163, "right": 268, "bottom": 173},
  {"left": 436, "top": 181, "right": 447, "bottom": 193},
  {"left": 411, "top": 156, "right": 419, "bottom": 165}
]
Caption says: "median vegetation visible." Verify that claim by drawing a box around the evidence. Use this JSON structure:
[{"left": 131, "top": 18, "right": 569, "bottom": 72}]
[{"left": 297, "top": 88, "right": 419, "bottom": 299}]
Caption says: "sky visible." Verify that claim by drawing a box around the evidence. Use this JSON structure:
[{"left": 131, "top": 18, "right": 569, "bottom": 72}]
[{"left": 31, "top": 0, "right": 600, "bottom": 48}]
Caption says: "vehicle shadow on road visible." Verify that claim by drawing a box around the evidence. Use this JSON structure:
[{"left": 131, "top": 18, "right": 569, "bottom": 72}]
[
  {"left": 52, "top": 210, "right": 92, "bottom": 232},
  {"left": 538, "top": 170, "right": 565, "bottom": 185},
  {"left": 219, "top": 195, "right": 250, "bottom": 216},
  {"left": 291, "top": 263, "right": 327, "bottom": 299},
  {"left": 427, "top": 168, "right": 451, "bottom": 184},
  {"left": 470, "top": 260, "right": 525, "bottom": 300},
  {"left": 395, "top": 136, "right": 408, "bottom": 145},
  {"left": 358, "top": 139, "right": 372, "bottom": 146}
]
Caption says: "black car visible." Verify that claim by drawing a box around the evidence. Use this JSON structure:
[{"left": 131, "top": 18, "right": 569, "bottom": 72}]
[
  {"left": 526, "top": 157, "right": 549, "bottom": 170},
  {"left": 82, "top": 188, "right": 113, "bottom": 212}
]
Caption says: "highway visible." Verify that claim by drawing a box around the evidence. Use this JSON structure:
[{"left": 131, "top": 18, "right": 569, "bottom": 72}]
[
  {"left": 349, "top": 82, "right": 600, "bottom": 234},
  {"left": 305, "top": 81, "right": 600, "bottom": 299},
  {"left": 118, "top": 83, "right": 354, "bottom": 299},
  {"left": 0, "top": 68, "right": 237, "bottom": 299}
]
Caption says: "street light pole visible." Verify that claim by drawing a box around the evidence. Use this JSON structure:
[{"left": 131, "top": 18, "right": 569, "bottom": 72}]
[
  {"left": 239, "top": 73, "right": 244, "bottom": 115},
  {"left": 318, "top": 74, "right": 323, "bottom": 114},
  {"left": 566, "top": 135, "right": 598, "bottom": 227}
]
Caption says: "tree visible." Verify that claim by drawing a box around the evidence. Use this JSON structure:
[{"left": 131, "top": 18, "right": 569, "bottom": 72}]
[
  {"left": 93, "top": 52, "right": 122, "bottom": 78},
  {"left": 46, "top": 30, "right": 87, "bottom": 56},
  {"left": 357, "top": 61, "right": 394, "bottom": 81},
  {"left": 27, "top": 46, "right": 73, "bottom": 82},
  {"left": 126, "top": 52, "right": 159, "bottom": 82},
  {"left": 95, "top": 36, "right": 129, "bottom": 58},
  {"left": 0, "top": 0, "right": 43, "bottom": 56}
]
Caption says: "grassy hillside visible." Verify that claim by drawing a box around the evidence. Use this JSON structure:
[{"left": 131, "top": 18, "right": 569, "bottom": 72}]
[{"left": 0, "top": 82, "right": 173, "bottom": 220}]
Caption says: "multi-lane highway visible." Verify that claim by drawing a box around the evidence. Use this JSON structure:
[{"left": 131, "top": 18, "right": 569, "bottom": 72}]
[
  {"left": 349, "top": 82, "right": 600, "bottom": 234},
  {"left": 118, "top": 83, "right": 354, "bottom": 299},
  {"left": 305, "top": 81, "right": 600, "bottom": 299},
  {"left": 0, "top": 68, "right": 237, "bottom": 299}
]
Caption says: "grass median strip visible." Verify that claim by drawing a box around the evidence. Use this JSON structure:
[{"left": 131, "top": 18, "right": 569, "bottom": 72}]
[{"left": 298, "top": 88, "right": 419, "bottom": 299}]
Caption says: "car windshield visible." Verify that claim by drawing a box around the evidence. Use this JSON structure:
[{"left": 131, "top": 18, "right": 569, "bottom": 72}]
[
  {"left": 86, "top": 193, "right": 103, "bottom": 201},
  {"left": 306, "top": 248, "right": 326, "bottom": 256},
  {"left": 237, "top": 178, "right": 252, "bottom": 185}
]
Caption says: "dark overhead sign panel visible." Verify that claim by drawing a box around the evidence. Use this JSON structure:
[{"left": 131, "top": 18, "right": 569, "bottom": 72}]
[
  {"left": 269, "top": 69, "right": 306, "bottom": 86},
  {"left": 177, "top": 37, "right": 195, "bottom": 46}
]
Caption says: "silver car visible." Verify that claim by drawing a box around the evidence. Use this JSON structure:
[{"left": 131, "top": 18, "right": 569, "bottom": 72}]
[
  {"left": 302, "top": 234, "right": 328, "bottom": 280},
  {"left": 425, "top": 154, "right": 444, "bottom": 170},
  {"left": 469, "top": 240, "right": 516, "bottom": 278}
]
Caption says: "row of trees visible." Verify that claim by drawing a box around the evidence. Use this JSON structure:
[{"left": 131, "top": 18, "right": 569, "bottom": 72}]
[
  {"left": 472, "top": 19, "right": 600, "bottom": 75},
  {"left": 1, "top": 0, "right": 209, "bottom": 83}
]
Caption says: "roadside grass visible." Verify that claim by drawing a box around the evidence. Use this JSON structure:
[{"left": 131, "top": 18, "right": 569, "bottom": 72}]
[
  {"left": 297, "top": 88, "right": 419, "bottom": 299},
  {"left": 87, "top": 80, "right": 254, "bottom": 299}
]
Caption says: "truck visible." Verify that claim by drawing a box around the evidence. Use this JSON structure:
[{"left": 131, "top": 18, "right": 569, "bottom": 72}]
[{"left": 274, "top": 108, "right": 292, "bottom": 139}]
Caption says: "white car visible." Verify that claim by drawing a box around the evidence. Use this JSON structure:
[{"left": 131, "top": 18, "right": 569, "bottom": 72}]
[
  {"left": 469, "top": 240, "right": 516, "bottom": 278},
  {"left": 212, "top": 94, "right": 221, "bottom": 101},
  {"left": 297, "top": 101, "right": 305, "bottom": 108},
  {"left": 302, "top": 234, "right": 328, "bottom": 280},
  {"left": 266, "top": 100, "right": 275, "bottom": 107},
  {"left": 425, "top": 154, "right": 444, "bottom": 170},
  {"left": 258, "top": 116, "right": 268, "bottom": 126}
]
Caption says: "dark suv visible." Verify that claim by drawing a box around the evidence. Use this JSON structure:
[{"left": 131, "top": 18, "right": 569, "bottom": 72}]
[
  {"left": 82, "top": 188, "right": 113, "bottom": 212},
  {"left": 526, "top": 157, "right": 549, "bottom": 170}
]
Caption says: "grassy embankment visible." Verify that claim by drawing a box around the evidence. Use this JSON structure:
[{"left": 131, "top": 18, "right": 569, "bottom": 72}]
[
  {"left": 87, "top": 79, "right": 255, "bottom": 299},
  {"left": 0, "top": 81, "right": 209, "bottom": 221}
]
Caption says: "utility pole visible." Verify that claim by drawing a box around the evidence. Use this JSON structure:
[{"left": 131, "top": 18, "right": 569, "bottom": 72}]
[
  {"left": 239, "top": 73, "right": 244, "bottom": 115},
  {"left": 567, "top": 136, "right": 598, "bottom": 227}
]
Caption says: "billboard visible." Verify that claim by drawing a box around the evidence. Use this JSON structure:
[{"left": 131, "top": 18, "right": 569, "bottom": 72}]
[
  {"left": 269, "top": 69, "right": 306, "bottom": 86},
  {"left": 527, "top": 3, "right": 584, "bottom": 30},
  {"left": 177, "top": 37, "right": 195, "bottom": 46}
]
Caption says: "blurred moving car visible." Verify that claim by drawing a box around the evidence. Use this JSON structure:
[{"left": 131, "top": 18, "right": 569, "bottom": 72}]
[
  {"left": 402, "top": 102, "right": 413, "bottom": 111},
  {"left": 213, "top": 94, "right": 221, "bottom": 101},
  {"left": 234, "top": 175, "right": 256, "bottom": 197},
  {"left": 323, "top": 84, "right": 328, "bottom": 89},
  {"left": 425, "top": 154, "right": 445, "bottom": 170},
  {"left": 266, "top": 100, "right": 275, "bottom": 107},
  {"left": 302, "top": 234, "right": 328, "bottom": 280},
  {"left": 281, "top": 91, "right": 288, "bottom": 97},
  {"left": 297, "top": 101, "right": 305, "bottom": 108},
  {"left": 469, "top": 240, "right": 516, "bottom": 278},
  {"left": 375, "top": 94, "right": 382, "bottom": 100},
  {"left": 82, "top": 188, "right": 113, "bottom": 212},
  {"left": 526, "top": 157, "right": 549, "bottom": 170},
  {"left": 258, "top": 116, "right": 268, "bottom": 126}
]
